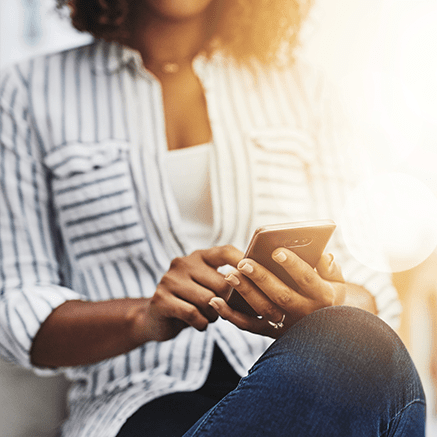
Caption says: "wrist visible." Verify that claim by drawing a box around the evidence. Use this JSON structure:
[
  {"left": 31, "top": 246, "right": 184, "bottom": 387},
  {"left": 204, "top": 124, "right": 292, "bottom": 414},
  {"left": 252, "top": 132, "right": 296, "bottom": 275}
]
[
  {"left": 332, "top": 282, "right": 347, "bottom": 306},
  {"left": 126, "top": 298, "right": 155, "bottom": 345},
  {"left": 343, "top": 283, "right": 377, "bottom": 314}
]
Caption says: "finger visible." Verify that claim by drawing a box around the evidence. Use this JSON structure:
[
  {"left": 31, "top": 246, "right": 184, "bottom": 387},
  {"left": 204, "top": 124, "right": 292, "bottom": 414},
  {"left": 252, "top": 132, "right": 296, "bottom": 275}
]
[
  {"left": 270, "top": 248, "right": 330, "bottom": 298},
  {"left": 167, "top": 253, "right": 231, "bottom": 304},
  {"left": 190, "top": 262, "right": 231, "bottom": 299},
  {"left": 236, "top": 255, "right": 311, "bottom": 311},
  {"left": 153, "top": 288, "right": 210, "bottom": 331},
  {"left": 208, "top": 297, "right": 281, "bottom": 338},
  {"left": 224, "top": 270, "right": 286, "bottom": 324},
  {"left": 316, "top": 253, "right": 345, "bottom": 283},
  {"left": 176, "top": 283, "right": 219, "bottom": 322},
  {"left": 200, "top": 245, "right": 244, "bottom": 269},
  {"left": 158, "top": 274, "right": 219, "bottom": 322}
]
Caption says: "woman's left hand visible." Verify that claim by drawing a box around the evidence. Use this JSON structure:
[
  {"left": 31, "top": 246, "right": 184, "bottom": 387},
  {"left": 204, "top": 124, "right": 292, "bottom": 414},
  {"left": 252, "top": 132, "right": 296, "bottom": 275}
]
[{"left": 209, "top": 249, "right": 347, "bottom": 338}]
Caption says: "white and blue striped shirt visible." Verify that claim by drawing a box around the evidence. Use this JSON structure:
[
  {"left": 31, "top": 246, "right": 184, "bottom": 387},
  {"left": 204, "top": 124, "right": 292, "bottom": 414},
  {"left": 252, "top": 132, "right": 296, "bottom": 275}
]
[{"left": 0, "top": 40, "right": 402, "bottom": 437}]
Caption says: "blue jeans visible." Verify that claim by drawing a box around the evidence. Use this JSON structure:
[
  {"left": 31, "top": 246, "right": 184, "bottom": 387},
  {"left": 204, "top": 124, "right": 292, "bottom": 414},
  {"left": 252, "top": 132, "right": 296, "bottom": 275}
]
[{"left": 119, "top": 307, "right": 426, "bottom": 436}]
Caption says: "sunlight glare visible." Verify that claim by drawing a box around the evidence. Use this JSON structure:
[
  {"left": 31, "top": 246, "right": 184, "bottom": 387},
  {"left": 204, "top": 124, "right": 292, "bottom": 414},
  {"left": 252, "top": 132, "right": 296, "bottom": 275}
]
[
  {"left": 399, "top": 8, "right": 437, "bottom": 126},
  {"left": 340, "top": 172, "right": 437, "bottom": 273}
]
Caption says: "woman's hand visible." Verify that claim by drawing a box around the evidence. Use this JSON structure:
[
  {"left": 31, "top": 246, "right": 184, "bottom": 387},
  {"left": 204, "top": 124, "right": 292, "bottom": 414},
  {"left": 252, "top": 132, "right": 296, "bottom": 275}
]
[
  {"left": 31, "top": 245, "right": 242, "bottom": 367},
  {"left": 208, "top": 249, "right": 347, "bottom": 338},
  {"left": 141, "top": 245, "right": 243, "bottom": 342}
]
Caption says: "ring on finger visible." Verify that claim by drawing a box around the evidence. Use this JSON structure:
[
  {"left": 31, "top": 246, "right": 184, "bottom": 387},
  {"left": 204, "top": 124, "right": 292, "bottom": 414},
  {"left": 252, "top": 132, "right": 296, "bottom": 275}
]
[{"left": 268, "top": 314, "right": 286, "bottom": 329}]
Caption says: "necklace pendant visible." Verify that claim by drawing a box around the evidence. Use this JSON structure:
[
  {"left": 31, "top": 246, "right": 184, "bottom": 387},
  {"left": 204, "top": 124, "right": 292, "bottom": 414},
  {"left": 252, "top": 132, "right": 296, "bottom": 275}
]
[{"left": 161, "top": 62, "right": 180, "bottom": 74}]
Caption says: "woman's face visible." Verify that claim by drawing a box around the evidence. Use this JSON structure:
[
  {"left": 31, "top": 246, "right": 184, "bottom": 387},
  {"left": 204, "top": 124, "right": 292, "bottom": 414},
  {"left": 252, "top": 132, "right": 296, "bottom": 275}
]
[{"left": 138, "top": 0, "right": 218, "bottom": 21}]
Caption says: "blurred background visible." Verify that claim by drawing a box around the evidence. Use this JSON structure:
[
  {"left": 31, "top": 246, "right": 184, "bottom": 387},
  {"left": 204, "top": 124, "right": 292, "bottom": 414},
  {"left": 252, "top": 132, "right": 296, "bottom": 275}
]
[{"left": 0, "top": 0, "right": 436, "bottom": 435}]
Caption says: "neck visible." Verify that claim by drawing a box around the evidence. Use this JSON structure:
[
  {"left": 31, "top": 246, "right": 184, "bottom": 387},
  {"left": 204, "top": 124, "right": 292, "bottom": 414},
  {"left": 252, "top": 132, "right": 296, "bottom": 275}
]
[{"left": 126, "top": 4, "right": 217, "bottom": 74}]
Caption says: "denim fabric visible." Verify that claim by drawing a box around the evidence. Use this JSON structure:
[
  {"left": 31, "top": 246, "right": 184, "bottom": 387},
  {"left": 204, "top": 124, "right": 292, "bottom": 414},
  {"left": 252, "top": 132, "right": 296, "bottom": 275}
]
[
  {"left": 185, "top": 307, "right": 425, "bottom": 437},
  {"left": 118, "top": 306, "right": 425, "bottom": 437}
]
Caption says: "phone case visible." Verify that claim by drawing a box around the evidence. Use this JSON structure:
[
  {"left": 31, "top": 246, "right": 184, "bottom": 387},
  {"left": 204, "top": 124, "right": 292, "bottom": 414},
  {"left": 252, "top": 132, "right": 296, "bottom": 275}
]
[{"left": 225, "top": 219, "right": 336, "bottom": 317}]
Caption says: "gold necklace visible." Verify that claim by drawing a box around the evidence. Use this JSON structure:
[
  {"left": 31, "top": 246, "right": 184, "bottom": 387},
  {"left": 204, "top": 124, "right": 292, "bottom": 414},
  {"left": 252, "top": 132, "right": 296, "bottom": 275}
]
[{"left": 161, "top": 62, "right": 180, "bottom": 74}]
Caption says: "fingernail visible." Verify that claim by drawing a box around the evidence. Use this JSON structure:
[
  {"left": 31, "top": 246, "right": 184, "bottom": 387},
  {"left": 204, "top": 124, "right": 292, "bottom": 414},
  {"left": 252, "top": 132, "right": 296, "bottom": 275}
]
[
  {"left": 239, "top": 262, "right": 253, "bottom": 274},
  {"left": 224, "top": 273, "right": 240, "bottom": 286},
  {"left": 209, "top": 299, "right": 220, "bottom": 311},
  {"left": 328, "top": 253, "right": 334, "bottom": 267},
  {"left": 273, "top": 251, "right": 287, "bottom": 262}
]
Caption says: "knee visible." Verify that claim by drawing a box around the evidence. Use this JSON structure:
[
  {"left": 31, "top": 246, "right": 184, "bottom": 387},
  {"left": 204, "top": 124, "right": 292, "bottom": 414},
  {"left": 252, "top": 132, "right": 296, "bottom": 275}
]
[
  {"left": 257, "top": 306, "right": 425, "bottom": 406},
  {"left": 244, "top": 307, "right": 425, "bottom": 435}
]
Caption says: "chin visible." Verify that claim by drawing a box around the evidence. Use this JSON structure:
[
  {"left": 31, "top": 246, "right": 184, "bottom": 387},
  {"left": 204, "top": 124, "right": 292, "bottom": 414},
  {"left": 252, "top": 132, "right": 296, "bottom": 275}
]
[{"left": 145, "top": 0, "right": 217, "bottom": 21}]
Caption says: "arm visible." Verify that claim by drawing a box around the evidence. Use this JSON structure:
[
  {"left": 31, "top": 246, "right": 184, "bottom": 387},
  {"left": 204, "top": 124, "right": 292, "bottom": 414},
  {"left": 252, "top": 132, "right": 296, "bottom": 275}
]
[
  {"left": 320, "top": 72, "right": 400, "bottom": 326},
  {"left": 342, "top": 283, "right": 377, "bottom": 314},
  {"left": 30, "top": 246, "right": 243, "bottom": 368},
  {"left": 0, "top": 65, "right": 242, "bottom": 370},
  {"left": 316, "top": 252, "right": 377, "bottom": 314},
  {"left": 429, "top": 292, "right": 437, "bottom": 414},
  {"left": 0, "top": 66, "right": 88, "bottom": 372},
  {"left": 30, "top": 298, "right": 150, "bottom": 368},
  {"left": 315, "top": 250, "right": 377, "bottom": 314}
]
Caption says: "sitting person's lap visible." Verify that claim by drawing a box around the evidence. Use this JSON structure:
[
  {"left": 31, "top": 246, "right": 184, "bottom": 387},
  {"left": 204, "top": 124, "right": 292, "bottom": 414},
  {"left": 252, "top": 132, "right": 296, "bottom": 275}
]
[{"left": 119, "top": 306, "right": 426, "bottom": 437}]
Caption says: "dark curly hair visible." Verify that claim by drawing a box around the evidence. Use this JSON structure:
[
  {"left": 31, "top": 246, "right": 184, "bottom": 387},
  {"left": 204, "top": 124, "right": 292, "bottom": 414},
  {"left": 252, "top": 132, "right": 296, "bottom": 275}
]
[{"left": 56, "top": 0, "right": 313, "bottom": 65}]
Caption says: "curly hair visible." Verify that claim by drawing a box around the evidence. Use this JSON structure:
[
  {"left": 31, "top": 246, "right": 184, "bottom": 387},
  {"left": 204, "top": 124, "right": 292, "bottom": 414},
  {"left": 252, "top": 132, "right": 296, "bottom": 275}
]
[{"left": 56, "top": 0, "right": 313, "bottom": 65}]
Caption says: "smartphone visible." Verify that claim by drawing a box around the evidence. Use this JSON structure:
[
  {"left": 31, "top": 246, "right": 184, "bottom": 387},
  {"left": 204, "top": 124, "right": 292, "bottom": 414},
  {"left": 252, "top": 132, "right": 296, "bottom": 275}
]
[{"left": 225, "top": 219, "right": 336, "bottom": 317}]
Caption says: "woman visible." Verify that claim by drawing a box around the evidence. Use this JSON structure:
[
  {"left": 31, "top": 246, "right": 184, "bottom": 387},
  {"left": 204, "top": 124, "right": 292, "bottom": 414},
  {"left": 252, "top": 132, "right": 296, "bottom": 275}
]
[{"left": 0, "top": 0, "right": 425, "bottom": 435}]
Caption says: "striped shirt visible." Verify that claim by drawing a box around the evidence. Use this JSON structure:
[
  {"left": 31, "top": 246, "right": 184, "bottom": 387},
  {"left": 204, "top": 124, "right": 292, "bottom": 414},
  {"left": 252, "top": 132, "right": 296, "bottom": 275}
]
[{"left": 0, "top": 40, "right": 402, "bottom": 437}]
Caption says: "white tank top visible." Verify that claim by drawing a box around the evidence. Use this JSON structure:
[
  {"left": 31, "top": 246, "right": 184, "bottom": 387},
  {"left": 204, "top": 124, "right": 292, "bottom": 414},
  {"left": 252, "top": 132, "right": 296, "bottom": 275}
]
[{"left": 165, "top": 143, "right": 214, "bottom": 250}]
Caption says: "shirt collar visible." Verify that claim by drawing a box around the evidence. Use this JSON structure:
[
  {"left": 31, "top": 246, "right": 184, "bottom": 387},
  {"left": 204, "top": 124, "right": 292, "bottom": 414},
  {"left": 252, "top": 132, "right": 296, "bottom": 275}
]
[
  {"left": 91, "top": 40, "right": 146, "bottom": 76},
  {"left": 91, "top": 40, "right": 210, "bottom": 81}
]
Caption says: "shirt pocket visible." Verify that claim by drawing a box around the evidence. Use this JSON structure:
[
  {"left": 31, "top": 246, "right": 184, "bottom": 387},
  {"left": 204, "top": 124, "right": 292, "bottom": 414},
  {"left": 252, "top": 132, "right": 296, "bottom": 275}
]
[
  {"left": 44, "top": 141, "right": 147, "bottom": 268},
  {"left": 246, "top": 128, "right": 317, "bottom": 226}
]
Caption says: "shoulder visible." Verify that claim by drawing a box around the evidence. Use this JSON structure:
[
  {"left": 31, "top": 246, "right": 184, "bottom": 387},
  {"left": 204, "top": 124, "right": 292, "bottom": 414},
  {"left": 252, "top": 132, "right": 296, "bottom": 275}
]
[
  {"left": 206, "top": 52, "right": 328, "bottom": 104},
  {"left": 0, "top": 40, "right": 127, "bottom": 112},
  {"left": 0, "top": 41, "right": 115, "bottom": 87}
]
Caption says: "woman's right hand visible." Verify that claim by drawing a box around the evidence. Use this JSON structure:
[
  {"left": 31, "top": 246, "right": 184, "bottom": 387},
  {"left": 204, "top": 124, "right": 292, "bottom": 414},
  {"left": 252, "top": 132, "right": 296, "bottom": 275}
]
[
  {"left": 138, "top": 245, "right": 244, "bottom": 342},
  {"left": 31, "top": 245, "right": 243, "bottom": 368}
]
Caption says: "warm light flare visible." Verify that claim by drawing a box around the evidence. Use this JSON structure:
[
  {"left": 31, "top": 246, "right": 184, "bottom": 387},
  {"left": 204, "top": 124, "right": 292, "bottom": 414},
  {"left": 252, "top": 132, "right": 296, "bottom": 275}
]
[
  {"left": 399, "top": 7, "right": 437, "bottom": 127},
  {"left": 340, "top": 172, "right": 437, "bottom": 273}
]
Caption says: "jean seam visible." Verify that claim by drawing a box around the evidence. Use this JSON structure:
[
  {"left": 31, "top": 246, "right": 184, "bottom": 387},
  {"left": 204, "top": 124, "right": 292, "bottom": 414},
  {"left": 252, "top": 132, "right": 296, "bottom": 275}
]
[{"left": 379, "top": 399, "right": 426, "bottom": 437}]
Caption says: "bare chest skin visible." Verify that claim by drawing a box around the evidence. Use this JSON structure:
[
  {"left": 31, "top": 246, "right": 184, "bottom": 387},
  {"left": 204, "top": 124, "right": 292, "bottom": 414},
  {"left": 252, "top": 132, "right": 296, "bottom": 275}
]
[{"left": 158, "top": 66, "right": 212, "bottom": 151}]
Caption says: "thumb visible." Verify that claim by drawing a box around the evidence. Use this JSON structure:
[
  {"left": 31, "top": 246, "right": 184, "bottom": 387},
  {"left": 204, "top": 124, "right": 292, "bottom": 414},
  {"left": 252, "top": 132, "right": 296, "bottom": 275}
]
[{"left": 316, "top": 253, "right": 345, "bottom": 283}]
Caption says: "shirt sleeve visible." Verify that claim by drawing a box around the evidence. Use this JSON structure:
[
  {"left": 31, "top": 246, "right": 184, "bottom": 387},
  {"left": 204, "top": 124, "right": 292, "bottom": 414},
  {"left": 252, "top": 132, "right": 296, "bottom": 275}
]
[
  {"left": 312, "top": 68, "right": 402, "bottom": 330},
  {"left": 0, "top": 64, "right": 86, "bottom": 375}
]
